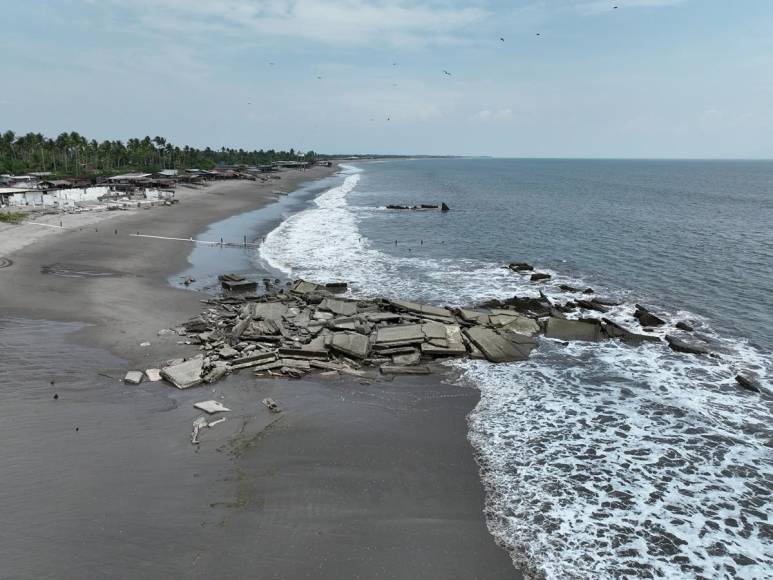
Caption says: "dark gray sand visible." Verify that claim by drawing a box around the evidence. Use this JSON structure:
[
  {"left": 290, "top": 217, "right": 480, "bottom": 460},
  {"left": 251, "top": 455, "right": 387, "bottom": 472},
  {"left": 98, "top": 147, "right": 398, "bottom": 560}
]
[{"left": 0, "top": 168, "right": 519, "bottom": 579}]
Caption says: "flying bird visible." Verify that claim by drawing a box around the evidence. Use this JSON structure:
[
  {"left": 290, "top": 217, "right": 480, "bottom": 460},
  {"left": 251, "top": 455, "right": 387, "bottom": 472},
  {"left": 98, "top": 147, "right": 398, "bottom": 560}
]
[
  {"left": 500, "top": 37, "right": 505, "bottom": 42},
  {"left": 443, "top": 70, "right": 452, "bottom": 76}
]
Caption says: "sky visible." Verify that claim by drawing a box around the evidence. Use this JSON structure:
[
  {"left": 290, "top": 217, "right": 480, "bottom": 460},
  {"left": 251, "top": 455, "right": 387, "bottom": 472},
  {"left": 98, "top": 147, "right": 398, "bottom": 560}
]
[{"left": 2, "top": 0, "right": 772, "bottom": 158}]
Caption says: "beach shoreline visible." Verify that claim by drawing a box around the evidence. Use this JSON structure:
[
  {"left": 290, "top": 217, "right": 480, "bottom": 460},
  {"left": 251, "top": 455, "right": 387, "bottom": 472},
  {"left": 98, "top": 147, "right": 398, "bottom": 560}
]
[{"left": 0, "top": 164, "right": 518, "bottom": 579}]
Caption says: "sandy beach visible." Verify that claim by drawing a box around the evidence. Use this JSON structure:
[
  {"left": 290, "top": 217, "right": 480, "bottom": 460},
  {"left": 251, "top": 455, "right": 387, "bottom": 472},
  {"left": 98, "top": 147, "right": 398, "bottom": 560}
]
[{"left": 0, "top": 167, "right": 518, "bottom": 579}]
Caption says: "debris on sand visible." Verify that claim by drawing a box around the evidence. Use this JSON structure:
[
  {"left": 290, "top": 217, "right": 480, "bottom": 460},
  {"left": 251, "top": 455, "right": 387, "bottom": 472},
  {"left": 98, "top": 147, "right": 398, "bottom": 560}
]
[
  {"left": 193, "top": 400, "right": 231, "bottom": 414},
  {"left": 262, "top": 398, "right": 281, "bottom": 413},
  {"left": 124, "top": 371, "right": 144, "bottom": 385},
  {"left": 150, "top": 264, "right": 719, "bottom": 391}
]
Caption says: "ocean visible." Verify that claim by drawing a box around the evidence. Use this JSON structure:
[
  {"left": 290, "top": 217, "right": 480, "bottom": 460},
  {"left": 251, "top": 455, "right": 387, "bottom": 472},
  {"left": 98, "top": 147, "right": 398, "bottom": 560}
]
[{"left": 258, "top": 159, "right": 773, "bottom": 579}]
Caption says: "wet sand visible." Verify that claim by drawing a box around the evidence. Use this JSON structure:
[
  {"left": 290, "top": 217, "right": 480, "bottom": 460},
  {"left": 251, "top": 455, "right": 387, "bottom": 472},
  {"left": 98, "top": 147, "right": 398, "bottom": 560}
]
[{"left": 0, "top": 167, "right": 519, "bottom": 579}]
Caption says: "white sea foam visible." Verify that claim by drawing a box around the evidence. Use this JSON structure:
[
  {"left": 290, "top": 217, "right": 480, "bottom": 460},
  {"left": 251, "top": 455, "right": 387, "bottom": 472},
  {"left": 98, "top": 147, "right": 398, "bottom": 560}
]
[{"left": 259, "top": 165, "right": 773, "bottom": 579}]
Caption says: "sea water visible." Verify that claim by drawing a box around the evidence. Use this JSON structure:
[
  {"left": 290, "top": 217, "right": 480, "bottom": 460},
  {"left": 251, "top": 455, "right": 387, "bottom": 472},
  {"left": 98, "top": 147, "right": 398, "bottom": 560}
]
[{"left": 259, "top": 159, "right": 773, "bottom": 579}]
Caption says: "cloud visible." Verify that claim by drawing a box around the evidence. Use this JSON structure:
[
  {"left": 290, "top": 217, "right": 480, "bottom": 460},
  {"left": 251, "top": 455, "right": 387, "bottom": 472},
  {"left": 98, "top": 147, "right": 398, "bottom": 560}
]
[
  {"left": 93, "top": 0, "right": 488, "bottom": 47},
  {"left": 472, "top": 108, "right": 514, "bottom": 122}
]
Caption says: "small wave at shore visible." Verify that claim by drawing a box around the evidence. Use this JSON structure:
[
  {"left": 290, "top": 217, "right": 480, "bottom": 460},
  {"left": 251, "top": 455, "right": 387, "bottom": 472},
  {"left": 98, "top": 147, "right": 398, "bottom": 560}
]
[{"left": 258, "top": 164, "right": 773, "bottom": 579}]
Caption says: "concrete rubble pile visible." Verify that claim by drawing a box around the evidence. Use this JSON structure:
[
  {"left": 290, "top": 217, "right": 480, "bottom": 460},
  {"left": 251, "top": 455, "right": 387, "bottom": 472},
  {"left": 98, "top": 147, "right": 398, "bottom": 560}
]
[{"left": 153, "top": 273, "right": 708, "bottom": 390}]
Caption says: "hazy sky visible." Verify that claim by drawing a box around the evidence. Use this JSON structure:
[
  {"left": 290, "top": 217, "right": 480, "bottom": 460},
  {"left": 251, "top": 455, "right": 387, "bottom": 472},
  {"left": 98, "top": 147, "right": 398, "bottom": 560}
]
[{"left": 2, "top": 0, "right": 772, "bottom": 158}]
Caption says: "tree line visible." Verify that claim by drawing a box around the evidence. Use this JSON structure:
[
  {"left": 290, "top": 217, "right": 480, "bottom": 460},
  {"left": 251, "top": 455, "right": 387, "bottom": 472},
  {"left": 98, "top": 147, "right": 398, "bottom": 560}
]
[{"left": 0, "top": 131, "right": 317, "bottom": 176}]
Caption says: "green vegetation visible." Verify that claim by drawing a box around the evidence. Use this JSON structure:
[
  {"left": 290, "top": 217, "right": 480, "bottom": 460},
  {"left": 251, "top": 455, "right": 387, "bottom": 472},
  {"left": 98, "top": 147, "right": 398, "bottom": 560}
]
[
  {"left": 0, "top": 130, "right": 316, "bottom": 176},
  {"left": 0, "top": 212, "right": 25, "bottom": 224}
]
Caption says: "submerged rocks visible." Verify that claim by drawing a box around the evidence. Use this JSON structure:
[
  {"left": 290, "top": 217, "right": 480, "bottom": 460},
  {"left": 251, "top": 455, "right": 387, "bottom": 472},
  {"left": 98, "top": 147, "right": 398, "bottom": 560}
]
[{"left": 530, "top": 272, "right": 552, "bottom": 282}]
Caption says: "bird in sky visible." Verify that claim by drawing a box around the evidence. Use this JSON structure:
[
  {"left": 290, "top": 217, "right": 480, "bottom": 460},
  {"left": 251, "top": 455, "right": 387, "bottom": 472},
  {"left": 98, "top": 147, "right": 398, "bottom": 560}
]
[
  {"left": 269, "top": 62, "right": 275, "bottom": 66},
  {"left": 500, "top": 37, "right": 505, "bottom": 42},
  {"left": 443, "top": 70, "right": 452, "bottom": 76}
]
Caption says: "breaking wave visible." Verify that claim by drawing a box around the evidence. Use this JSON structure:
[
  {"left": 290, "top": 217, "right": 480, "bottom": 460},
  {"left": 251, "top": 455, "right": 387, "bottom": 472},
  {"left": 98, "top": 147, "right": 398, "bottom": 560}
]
[{"left": 259, "top": 165, "right": 773, "bottom": 579}]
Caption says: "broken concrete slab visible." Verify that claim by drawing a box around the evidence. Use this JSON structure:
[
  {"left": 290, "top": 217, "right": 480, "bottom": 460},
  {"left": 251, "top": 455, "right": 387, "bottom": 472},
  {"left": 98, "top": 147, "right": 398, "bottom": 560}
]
[
  {"left": 253, "top": 361, "right": 286, "bottom": 373},
  {"left": 219, "top": 347, "right": 239, "bottom": 359},
  {"left": 498, "top": 315, "right": 541, "bottom": 337},
  {"left": 602, "top": 319, "right": 661, "bottom": 345},
  {"left": 635, "top": 305, "right": 666, "bottom": 327},
  {"left": 328, "top": 331, "right": 371, "bottom": 359},
  {"left": 202, "top": 362, "right": 229, "bottom": 384},
  {"left": 375, "top": 346, "right": 420, "bottom": 356},
  {"left": 375, "top": 324, "right": 425, "bottom": 345},
  {"left": 456, "top": 309, "right": 491, "bottom": 325},
  {"left": 666, "top": 335, "right": 710, "bottom": 355},
  {"left": 194, "top": 400, "right": 231, "bottom": 414},
  {"left": 230, "top": 351, "right": 277, "bottom": 366},
  {"left": 278, "top": 358, "right": 311, "bottom": 370},
  {"left": 545, "top": 318, "right": 602, "bottom": 342},
  {"left": 387, "top": 299, "right": 453, "bottom": 320},
  {"left": 161, "top": 358, "right": 204, "bottom": 389},
  {"left": 144, "top": 368, "right": 162, "bottom": 382},
  {"left": 362, "top": 312, "right": 403, "bottom": 323},
  {"left": 380, "top": 365, "right": 432, "bottom": 375},
  {"left": 576, "top": 299, "right": 610, "bottom": 313},
  {"left": 392, "top": 350, "right": 422, "bottom": 366},
  {"left": 252, "top": 302, "right": 289, "bottom": 321},
  {"left": 183, "top": 316, "right": 209, "bottom": 333},
  {"left": 290, "top": 280, "right": 326, "bottom": 295},
  {"left": 222, "top": 279, "right": 257, "bottom": 292},
  {"left": 421, "top": 342, "right": 468, "bottom": 357},
  {"left": 463, "top": 327, "right": 537, "bottom": 363},
  {"left": 231, "top": 316, "right": 252, "bottom": 342},
  {"left": 421, "top": 322, "right": 448, "bottom": 341},
  {"left": 735, "top": 374, "right": 761, "bottom": 393},
  {"left": 319, "top": 297, "right": 358, "bottom": 317},
  {"left": 124, "top": 371, "right": 143, "bottom": 385},
  {"left": 278, "top": 347, "right": 329, "bottom": 360}
]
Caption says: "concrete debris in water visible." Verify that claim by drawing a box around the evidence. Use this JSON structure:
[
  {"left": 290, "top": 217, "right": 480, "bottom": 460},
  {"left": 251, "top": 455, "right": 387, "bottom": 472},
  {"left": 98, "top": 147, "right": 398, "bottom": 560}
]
[
  {"left": 149, "top": 267, "right": 711, "bottom": 389},
  {"left": 161, "top": 357, "right": 205, "bottom": 389}
]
